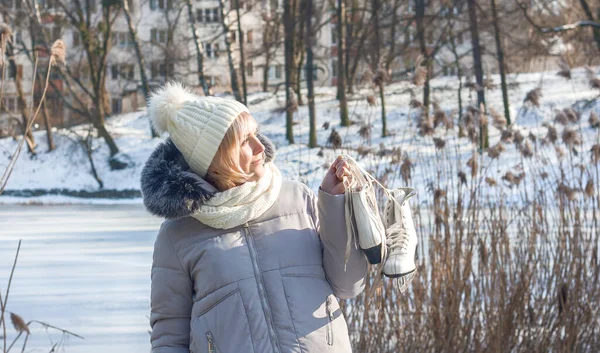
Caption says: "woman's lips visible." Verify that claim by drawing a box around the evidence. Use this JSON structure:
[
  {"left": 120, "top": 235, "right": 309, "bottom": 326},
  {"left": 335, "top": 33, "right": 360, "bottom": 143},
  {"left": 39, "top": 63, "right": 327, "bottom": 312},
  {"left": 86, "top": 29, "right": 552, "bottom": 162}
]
[{"left": 251, "top": 158, "right": 263, "bottom": 165}]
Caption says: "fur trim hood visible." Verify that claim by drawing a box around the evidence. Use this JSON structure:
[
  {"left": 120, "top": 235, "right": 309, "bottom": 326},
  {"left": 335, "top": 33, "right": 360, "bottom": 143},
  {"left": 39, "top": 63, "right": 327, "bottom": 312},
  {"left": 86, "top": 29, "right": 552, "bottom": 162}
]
[{"left": 140, "top": 133, "right": 276, "bottom": 219}]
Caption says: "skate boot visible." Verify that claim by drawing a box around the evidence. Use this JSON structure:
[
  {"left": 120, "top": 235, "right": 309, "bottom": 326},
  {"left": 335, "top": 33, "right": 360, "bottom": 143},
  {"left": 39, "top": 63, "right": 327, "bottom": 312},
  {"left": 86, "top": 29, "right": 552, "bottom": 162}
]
[{"left": 382, "top": 188, "right": 418, "bottom": 293}]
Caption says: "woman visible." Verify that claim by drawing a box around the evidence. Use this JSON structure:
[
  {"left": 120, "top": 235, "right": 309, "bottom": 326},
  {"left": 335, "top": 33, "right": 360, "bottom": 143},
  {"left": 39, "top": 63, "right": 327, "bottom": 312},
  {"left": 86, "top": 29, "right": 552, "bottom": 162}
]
[{"left": 141, "top": 82, "right": 367, "bottom": 353}]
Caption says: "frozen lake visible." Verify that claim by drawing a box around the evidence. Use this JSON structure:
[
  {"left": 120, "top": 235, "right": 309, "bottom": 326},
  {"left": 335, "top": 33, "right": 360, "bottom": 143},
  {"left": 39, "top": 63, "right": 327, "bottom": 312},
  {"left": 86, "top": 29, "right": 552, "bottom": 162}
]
[{"left": 0, "top": 204, "right": 163, "bottom": 353}]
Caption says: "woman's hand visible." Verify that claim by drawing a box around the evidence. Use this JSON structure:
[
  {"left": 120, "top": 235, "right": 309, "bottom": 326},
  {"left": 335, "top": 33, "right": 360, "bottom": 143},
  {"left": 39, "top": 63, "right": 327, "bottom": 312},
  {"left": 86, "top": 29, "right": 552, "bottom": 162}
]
[{"left": 320, "top": 156, "right": 352, "bottom": 195}]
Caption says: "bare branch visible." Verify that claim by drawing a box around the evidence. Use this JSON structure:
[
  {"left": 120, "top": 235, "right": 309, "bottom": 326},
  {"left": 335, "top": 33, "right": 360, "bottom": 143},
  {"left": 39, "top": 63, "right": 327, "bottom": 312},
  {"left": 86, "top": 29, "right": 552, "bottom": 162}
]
[{"left": 541, "top": 20, "right": 600, "bottom": 33}]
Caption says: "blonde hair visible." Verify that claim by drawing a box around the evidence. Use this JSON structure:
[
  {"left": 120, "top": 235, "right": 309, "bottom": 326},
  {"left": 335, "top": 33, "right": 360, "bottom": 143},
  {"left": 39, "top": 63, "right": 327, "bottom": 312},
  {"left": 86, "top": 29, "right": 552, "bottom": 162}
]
[{"left": 205, "top": 111, "right": 257, "bottom": 191}]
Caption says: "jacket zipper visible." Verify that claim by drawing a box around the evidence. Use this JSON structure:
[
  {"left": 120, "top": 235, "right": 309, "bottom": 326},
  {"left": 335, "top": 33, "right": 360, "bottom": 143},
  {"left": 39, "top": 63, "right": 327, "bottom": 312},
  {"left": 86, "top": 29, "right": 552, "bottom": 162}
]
[
  {"left": 243, "top": 224, "right": 281, "bottom": 353},
  {"left": 206, "top": 332, "right": 218, "bottom": 353},
  {"left": 326, "top": 296, "right": 334, "bottom": 346}
]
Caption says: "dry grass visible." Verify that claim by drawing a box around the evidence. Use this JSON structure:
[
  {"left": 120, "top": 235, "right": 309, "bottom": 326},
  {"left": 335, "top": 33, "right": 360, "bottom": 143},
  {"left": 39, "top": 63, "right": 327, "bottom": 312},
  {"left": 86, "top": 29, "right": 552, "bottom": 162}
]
[{"left": 331, "top": 100, "right": 600, "bottom": 352}]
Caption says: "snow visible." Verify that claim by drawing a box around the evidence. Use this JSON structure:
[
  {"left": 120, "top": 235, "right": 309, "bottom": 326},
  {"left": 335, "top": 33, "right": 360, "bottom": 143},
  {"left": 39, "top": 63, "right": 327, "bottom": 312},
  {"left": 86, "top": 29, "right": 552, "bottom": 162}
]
[
  {"left": 4, "top": 66, "right": 598, "bottom": 207},
  {"left": 0, "top": 67, "right": 599, "bottom": 352}
]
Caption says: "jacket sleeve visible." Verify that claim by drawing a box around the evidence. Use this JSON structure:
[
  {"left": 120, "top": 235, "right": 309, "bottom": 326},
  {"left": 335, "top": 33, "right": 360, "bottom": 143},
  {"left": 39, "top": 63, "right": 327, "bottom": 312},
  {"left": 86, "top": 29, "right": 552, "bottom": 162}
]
[
  {"left": 309, "top": 187, "right": 368, "bottom": 299},
  {"left": 150, "top": 223, "right": 193, "bottom": 353}
]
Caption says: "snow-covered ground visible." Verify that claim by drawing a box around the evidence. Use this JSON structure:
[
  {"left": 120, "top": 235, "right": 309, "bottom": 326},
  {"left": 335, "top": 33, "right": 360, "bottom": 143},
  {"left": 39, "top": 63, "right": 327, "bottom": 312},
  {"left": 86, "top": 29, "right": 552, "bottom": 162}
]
[
  {"left": 0, "top": 68, "right": 599, "bottom": 352},
  {"left": 0, "top": 67, "right": 598, "bottom": 206}
]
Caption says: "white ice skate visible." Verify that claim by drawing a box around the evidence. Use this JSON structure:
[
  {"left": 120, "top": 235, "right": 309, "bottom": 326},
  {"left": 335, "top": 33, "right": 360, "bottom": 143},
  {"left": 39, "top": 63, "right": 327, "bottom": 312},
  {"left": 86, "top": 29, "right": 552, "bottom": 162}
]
[
  {"left": 382, "top": 188, "right": 418, "bottom": 293},
  {"left": 342, "top": 157, "right": 386, "bottom": 265}
]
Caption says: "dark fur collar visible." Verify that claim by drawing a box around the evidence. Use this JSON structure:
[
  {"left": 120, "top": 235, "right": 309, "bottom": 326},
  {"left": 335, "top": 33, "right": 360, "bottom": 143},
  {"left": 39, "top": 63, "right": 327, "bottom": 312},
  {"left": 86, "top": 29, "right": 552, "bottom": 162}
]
[{"left": 140, "top": 134, "right": 276, "bottom": 219}]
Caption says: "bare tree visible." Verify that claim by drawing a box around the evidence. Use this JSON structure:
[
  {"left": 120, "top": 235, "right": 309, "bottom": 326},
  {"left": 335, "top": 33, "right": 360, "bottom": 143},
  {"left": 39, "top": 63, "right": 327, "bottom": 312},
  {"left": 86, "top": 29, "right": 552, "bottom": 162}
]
[
  {"left": 22, "top": 0, "right": 122, "bottom": 156},
  {"left": 305, "top": 0, "right": 317, "bottom": 148},
  {"left": 218, "top": 0, "right": 243, "bottom": 102},
  {"left": 121, "top": 0, "right": 158, "bottom": 137},
  {"left": 490, "top": 0, "right": 511, "bottom": 125},
  {"left": 234, "top": 0, "right": 247, "bottom": 105},
  {"left": 284, "top": 0, "right": 296, "bottom": 143},
  {"left": 257, "top": 10, "right": 282, "bottom": 92},
  {"left": 185, "top": 0, "right": 211, "bottom": 95},
  {"left": 337, "top": 0, "right": 349, "bottom": 126},
  {"left": 467, "top": 0, "right": 488, "bottom": 148}
]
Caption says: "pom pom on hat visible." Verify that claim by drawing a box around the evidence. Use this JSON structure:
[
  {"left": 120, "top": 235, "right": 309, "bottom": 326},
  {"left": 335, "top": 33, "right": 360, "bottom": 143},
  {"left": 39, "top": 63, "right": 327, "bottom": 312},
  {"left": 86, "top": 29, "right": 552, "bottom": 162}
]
[
  {"left": 148, "top": 81, "right": 197, "bottom": 134},
  {"left": 145, "top": 81, "right": 251, "bottom": 178}
]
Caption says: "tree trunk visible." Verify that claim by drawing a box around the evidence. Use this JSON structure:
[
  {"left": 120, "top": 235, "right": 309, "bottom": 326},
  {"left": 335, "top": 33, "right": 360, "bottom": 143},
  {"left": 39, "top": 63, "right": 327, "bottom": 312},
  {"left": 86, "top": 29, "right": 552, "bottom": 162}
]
[
  {"left": 284, "top": 0, "right": 295, "bottom": 143},
  {"left": 371, "top": 0, "right": 381, "bottom": 70},
  {"left": 449, "top": 28, "right": 464, "bottom": 132},
  {"left": 385, "top": 0, "right": 399, "bottom": 72},
  {"left": 235, "top": 0, "right": 248, "bottom": 105},
  {"left": 296, "top": 49, "right": 304, "bottom": 106},
  {"left": 186, "top": 0, "right": 211, "bottom": 95},
  {"left": 379, "top": 82, "right": 386, "bottom": 137},
  {"left": 337, "top": 0, "right": 349, "bottom": 126},
  {"left": 415, "top": 0, "right": 431, "bottom": 117},
  {"left": 262, "top": 29, "right": 270, "bottom": 92},
  {"left": 306, "top": 0, "right": 317, "bottom": 148},
  {"left": 578, "top": 0, "right": 600, "bottom": 50},
  {"left": 219, "top": 0, "right": 243, "bottom": 102},
  {"left": 467, "top": 0, "right": 488, "bottom": 148},
  {"left": 95, "top": 121, "right": 119, "bottom": 156},
  {"left": 491, "top": 0, "right": 511, "bottom": 125},
  {"left": 122, "top": 0, "right": 159, "bottom": 136}
]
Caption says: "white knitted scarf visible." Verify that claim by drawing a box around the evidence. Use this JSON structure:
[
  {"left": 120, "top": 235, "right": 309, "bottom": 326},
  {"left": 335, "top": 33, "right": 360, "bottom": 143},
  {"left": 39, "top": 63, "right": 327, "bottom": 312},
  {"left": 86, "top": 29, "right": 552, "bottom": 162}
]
[{"left": 191, "top": 163, "right": 282, "bottom": 229}]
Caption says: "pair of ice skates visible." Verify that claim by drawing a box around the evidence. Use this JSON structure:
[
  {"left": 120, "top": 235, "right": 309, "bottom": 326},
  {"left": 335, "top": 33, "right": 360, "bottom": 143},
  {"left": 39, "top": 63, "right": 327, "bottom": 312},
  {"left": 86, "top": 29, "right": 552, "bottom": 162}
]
[{"left": 341, "top": 155, "right": 418, "bottom": 293}]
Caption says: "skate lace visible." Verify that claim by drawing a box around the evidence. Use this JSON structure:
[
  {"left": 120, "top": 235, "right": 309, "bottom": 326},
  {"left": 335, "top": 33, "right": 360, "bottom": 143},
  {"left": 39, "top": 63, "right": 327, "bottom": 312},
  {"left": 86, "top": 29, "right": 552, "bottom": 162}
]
[
  {"left": 386, "top": 222, "right": 410, "bottom": 255},
  {"left": 341, "top": 155, "right": 415, "bottom": 269}
]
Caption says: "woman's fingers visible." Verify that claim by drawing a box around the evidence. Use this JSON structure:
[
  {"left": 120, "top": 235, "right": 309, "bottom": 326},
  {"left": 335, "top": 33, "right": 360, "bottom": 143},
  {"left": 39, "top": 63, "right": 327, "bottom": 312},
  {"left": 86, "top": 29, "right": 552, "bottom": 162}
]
[{"left": 336, "top": 166, "right": 350, "bottom": 179}]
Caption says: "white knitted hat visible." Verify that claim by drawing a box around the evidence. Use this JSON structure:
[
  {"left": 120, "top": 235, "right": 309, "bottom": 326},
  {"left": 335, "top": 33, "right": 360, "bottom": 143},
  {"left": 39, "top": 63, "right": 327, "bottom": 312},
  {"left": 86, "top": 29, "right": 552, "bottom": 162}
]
[{"left": 147, "top": 82, "right": 249, "bottom": 177}]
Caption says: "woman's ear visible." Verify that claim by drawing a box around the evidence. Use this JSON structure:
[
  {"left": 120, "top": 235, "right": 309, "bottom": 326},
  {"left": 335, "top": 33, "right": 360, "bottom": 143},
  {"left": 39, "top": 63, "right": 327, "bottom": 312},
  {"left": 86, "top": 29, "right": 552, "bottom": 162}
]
[{"left": 256, "top": 133, "right": 276, "bottom": 163}]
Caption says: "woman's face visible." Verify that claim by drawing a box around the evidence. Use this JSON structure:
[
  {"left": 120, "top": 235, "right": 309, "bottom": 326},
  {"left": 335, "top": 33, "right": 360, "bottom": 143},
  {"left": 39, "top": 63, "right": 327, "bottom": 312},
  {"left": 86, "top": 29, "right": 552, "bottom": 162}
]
[{"left": 239, "top": 118, "right": 266, "bottom": 182}]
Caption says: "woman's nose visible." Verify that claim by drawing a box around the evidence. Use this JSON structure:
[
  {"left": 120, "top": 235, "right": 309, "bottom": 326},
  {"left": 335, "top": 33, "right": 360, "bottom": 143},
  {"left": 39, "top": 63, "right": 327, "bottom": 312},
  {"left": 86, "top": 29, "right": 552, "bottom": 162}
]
[{"left": 252, "top": 136, "right": 265, "bottom": 155}]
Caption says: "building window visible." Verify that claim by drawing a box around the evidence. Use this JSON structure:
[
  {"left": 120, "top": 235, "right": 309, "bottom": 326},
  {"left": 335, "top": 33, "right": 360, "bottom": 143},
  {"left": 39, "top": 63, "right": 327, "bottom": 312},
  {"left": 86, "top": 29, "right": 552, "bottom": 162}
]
[
  {"left": 332, "top": 59, "right": 338, "bottom": 77},
  {"left": 268, "top": 66, "right": 275, "bottom": 79},
  {"left": 275, "top": 64, "right": 282, "bottom": 79},
  {"left": 230, "top": 30, "right": 236, "bottom": 43},
  {"left": 158, "top": 0, "right": 172, "bottom": 9},
  {"left": 3, "top": 97, "right": 18, "bottom": 113},
  {"left": 151, "top": 29, "right": 168, "bottom": 44},
  {"left": 203, "top": 42, "right": 218, "bottom": 58},
  {"left": 212, "top": 8, "right": 219, "bottom": 22},
  {"left": 205, "top": 43, "right": 212, "bottom": 58},
  {"left": 151, "top": 62, "right": 172, "bottom": 78},
  {"left": 196, "top": 9, "right": 203, "bottom": 22},
  {"left": 111, "top": 65, "right": 118, "bottom": 80},
  {"left": 111, "top": 98, "right": 122, "bottom": 115},
  {"left": 114, "top": 32, "right": 134, "bottom": 47},
  {"left": 150, "top": 0, "right": 157, "bottom": 10},
  {"left": 111, "top": 64, "right": 135, "bottom": 80},
  {"left": 246, "top": 29, "right": 253, "bottom": 43},
  {"left": 246, "top": 62, "right": 253, "bottom": 77}
]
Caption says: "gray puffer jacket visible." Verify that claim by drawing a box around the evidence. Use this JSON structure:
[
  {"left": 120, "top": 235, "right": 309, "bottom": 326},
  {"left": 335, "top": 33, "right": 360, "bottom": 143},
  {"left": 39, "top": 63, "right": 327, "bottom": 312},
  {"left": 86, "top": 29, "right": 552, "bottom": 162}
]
[{"left": 141, "top": 136, "right": 368, "bottom": 353}]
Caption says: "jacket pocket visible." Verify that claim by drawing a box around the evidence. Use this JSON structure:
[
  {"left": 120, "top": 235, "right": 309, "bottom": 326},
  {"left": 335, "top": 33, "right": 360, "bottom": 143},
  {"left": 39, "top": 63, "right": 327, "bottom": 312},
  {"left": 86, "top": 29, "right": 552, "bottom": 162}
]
[
  {"left": 281, "top": 271, "right": 350, "bottom": 350},
  {"left": 190, "top": 287, "right": 254, "bottom": 353}
]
